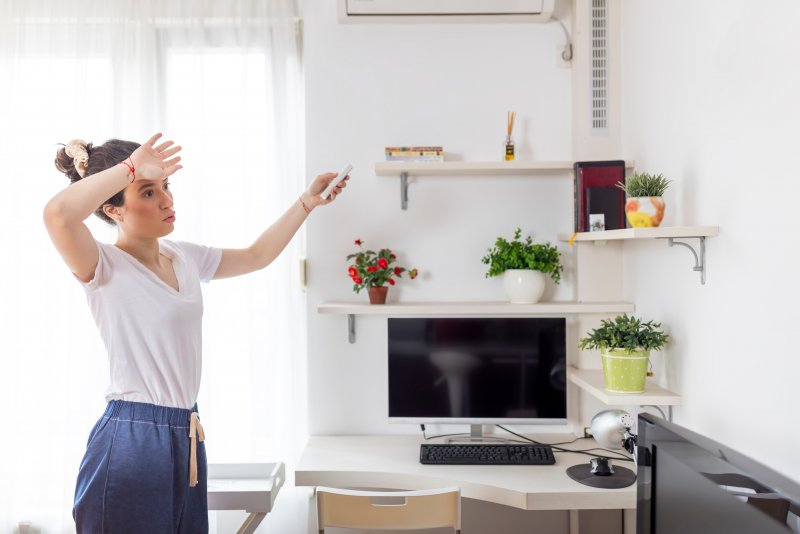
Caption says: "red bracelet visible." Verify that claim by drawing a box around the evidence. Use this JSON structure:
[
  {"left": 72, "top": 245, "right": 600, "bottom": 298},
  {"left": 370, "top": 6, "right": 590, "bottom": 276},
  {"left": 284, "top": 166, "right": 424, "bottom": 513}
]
[
  {"left": 299, "top": 196, "right": 311, "bottom": 215},
  {"left": 117, "top": 157, "right": 135, "bottom": 182}
]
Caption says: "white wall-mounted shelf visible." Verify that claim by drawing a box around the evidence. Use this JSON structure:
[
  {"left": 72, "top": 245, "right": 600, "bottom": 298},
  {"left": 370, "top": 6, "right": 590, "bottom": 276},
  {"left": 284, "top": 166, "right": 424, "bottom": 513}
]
[
  {"left": 319, "top": 301, "right": 635, "bottom": 316},
  {"left": 319, "top": 301, "right": 635, "bottom": 343},
  {"left": 374, "top": 160, "right": 635, "bottom": 209},
  {"left": 567, "top": 367, "right": 682, "bottom": 408},
  {"left": 558, "top": 226, "right": 719, "bottom": 242},
  {"left": 376, "top": 161, "right": 572, "bottom": 176},
  {"left": 559, "top": 225, "right": 720, "bottom": 285}
]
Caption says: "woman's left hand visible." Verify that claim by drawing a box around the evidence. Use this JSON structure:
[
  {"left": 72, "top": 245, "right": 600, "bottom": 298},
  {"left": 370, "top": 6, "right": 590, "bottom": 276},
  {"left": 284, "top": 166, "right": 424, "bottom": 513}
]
[{"left": 304, "top": 171, "right": 350, "bottom": 210}]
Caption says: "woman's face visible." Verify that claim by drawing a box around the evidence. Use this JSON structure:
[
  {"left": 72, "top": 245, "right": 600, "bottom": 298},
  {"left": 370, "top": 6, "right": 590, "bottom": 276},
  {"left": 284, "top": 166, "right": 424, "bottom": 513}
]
[{"left": 109, "top": 177, "right": 176, "bottom": 238}]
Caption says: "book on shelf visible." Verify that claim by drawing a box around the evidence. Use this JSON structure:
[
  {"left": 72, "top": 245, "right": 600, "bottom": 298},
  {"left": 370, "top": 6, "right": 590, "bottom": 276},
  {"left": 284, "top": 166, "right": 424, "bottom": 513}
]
[
  {"left": 385, "top": 146, "right": 444, "bottom": 162},
  {"left": 573, "top": 161, "right": 626, "bottom": 232},
  {"left": 385, "top": 155, "right": 443, "bottom": 162},
  {"left": 585, "top": 187, "right": 625, "bottom": 232}
]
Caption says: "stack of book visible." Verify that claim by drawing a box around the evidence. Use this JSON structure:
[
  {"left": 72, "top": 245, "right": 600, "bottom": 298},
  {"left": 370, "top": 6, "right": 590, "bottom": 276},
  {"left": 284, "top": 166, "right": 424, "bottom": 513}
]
[
  {"left": 573, "top": 160, "right": 627, "bottom": 233},
  {"left": 385, "top": 146, "right": 444, "bottom": 162}
]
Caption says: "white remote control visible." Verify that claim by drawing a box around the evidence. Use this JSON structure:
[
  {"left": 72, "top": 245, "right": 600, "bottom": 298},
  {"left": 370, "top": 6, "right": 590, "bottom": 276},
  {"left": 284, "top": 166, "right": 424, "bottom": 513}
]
[{"left": 320, "top": 164, "right": 352, "bottom": 200}]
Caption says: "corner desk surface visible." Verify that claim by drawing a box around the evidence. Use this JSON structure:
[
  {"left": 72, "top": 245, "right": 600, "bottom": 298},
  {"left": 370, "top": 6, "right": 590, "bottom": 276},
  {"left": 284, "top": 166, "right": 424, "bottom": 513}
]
[{"left": 295, "top": 435, "right": 635, "bottom": 511}]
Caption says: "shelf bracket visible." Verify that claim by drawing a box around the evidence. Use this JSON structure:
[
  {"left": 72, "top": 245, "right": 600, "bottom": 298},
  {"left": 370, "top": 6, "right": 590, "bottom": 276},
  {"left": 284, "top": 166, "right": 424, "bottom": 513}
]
[
  {"left": 667, "top": 237, "right": 707, "bottom": 284},
  {"left": 400, "top": 172, "right": 409, "bottom": 210},
  {"left": 347, "top": 314, "right": 356, "bottom": 344}
]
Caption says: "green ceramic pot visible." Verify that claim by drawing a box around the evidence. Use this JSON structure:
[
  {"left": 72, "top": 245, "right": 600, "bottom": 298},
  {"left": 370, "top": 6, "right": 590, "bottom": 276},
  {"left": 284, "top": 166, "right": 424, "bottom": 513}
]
[{"left": 601, "top": 347, "right": 650, "bottom": 393}]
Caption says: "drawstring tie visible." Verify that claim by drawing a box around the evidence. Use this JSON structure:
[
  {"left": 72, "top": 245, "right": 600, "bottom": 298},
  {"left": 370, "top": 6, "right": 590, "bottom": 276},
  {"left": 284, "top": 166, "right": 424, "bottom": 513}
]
[{"left": 188, "top": 412, "right": 205, "bottom": 487}]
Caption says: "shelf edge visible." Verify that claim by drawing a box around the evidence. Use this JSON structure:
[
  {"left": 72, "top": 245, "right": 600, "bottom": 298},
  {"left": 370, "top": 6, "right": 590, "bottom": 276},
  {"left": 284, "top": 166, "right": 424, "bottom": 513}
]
[
  {"left": 567, "top": 367, "right": 682, "bottom": 406},
  {"left": 558, "top": 226, "right": 720, "bottom": 243},
  {"left": 318, "top": 302, "right": 636, "bottom": 316}
]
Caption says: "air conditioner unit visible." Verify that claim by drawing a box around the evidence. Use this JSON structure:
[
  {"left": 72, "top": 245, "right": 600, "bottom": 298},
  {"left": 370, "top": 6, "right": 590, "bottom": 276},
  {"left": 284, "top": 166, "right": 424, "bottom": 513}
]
[{"left": 338, "top": 0, "right": 555, "bottom": 23}]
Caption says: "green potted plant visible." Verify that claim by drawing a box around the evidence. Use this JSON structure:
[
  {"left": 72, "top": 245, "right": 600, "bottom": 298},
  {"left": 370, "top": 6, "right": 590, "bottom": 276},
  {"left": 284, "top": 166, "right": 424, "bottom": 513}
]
[
  {"left": 481, "top": 228, "right": 562, "bottom": 304},
  {"left": 579, "top": 314, "right": 669, "bottom": 393},
  {"left": 616, "top": 172, "right": 672, "bottom": 228},
  {"left": 346, "top": 239, "right": 418, "bottom": 304}
]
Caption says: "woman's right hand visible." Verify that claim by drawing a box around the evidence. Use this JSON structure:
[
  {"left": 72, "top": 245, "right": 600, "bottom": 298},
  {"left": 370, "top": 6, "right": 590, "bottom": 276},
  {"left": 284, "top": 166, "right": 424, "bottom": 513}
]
[{"left": 129, "top": 132, "right": 183, "bottom": 181}]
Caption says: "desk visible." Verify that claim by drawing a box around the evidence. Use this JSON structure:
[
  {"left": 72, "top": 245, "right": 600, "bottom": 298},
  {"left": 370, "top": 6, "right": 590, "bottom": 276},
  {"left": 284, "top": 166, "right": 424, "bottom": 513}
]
[
  {"left": 208, "top": 462, "right": 285, "bottom": 534},
  {"left": 296, "top": 436, "right": 636, "bottom": 532}
]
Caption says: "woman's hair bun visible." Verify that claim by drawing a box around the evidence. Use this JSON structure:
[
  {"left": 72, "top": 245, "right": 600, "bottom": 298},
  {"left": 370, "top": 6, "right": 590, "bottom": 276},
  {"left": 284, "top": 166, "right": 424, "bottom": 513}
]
[{"left": 55, "top": 139, "right": 93, "bottom": 183}]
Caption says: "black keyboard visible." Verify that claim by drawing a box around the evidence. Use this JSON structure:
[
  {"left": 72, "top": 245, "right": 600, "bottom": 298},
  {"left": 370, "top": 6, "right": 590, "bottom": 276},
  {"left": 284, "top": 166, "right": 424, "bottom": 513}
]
[{"left": 420, "top": 443, "right": 555, "bottom": 465}]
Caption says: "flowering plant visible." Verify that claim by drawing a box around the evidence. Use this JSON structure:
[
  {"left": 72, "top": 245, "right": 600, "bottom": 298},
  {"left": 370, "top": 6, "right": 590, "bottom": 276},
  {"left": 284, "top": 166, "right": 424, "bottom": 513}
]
[{"left": 346, "top": 239, "right": 418, "bottom": 293}]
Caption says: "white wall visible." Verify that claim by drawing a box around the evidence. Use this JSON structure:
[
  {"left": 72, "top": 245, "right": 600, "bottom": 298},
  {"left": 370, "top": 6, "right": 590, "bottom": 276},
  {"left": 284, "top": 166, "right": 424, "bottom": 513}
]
[
  {"left": 297, "top": 1, "right": 800, "bottom": 531},
  {"left": 620, "top": 0, "right": 800, "bottom": 483},
  {"left": 304, "top": 1, "right": 575, "bottom": 435}
]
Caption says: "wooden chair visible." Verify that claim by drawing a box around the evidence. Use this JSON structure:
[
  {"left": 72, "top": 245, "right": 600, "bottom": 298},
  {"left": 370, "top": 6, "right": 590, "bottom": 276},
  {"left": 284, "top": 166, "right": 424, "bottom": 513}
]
[{"left": 315, "top": 486, "right": 461, "bottom": 533}]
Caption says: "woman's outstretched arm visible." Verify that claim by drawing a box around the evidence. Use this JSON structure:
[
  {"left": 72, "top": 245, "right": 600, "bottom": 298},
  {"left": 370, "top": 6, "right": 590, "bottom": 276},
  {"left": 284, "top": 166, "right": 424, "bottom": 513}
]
[{"left": 213, "top": 171, "right": 347, "bottom": 279}]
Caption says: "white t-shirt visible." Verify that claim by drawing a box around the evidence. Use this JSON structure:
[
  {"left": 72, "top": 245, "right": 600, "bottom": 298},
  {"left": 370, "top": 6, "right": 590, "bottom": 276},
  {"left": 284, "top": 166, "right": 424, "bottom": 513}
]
[{"left": 81, "top": 239, "right": 222, "bottom": 409}]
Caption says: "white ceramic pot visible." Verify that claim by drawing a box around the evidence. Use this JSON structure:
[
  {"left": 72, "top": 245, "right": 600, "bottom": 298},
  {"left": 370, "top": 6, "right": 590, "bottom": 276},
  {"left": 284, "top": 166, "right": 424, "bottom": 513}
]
[{"left": 502, "top": 269, "right": 546, "bottom": 304}]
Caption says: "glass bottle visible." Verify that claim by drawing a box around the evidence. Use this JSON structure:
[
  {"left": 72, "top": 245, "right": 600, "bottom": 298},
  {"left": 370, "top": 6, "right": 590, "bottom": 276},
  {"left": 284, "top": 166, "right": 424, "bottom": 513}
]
[{"left": 504, "top": 135, "right": 515, "bottom": 161}]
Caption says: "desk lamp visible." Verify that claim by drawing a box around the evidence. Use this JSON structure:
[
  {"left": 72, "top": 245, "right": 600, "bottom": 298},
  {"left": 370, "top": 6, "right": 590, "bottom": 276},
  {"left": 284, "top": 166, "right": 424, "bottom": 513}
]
[{"left": 566, "top": 409, "right": 638, "bottom": 489}]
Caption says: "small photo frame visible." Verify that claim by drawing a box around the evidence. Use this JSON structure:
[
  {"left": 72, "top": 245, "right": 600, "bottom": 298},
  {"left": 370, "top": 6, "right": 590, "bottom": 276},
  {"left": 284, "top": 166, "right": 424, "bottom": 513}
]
[{"left": 589, "top": 213, "right": 606, "bottom": 232}]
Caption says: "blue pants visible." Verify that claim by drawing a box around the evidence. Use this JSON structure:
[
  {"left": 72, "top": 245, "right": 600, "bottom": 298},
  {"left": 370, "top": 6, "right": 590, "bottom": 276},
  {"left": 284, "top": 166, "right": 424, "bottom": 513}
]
[{"left": 73, "top": 400, "right": 208, "bottom": 533}]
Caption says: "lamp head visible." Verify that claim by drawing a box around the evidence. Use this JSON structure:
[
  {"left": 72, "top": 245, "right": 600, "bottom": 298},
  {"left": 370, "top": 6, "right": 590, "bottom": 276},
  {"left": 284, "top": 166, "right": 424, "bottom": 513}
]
[{"left": 590, "top": 409, "right": 635, "bottom": 451}]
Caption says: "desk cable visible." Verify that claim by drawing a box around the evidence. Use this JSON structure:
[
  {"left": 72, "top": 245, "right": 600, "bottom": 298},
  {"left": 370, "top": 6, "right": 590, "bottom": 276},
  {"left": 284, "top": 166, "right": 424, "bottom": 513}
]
[
  {"left": 419, "top": 424, "right": 466, "bottom": 441},
  {"left": 419, "top": 424, "right": 633, "bottom": 462},
  {"left": 495, "top": 425, "right": 634, "bottom": 463}
]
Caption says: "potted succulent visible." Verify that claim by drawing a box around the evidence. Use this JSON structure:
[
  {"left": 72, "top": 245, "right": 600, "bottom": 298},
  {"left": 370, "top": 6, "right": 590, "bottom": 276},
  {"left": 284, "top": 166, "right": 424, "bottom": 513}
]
[
  {"left": 579, "top": 314, "right": 669, "bottom": 393},
  {"left": 616, "top": 172, "right": 672, "bottom": 228},
  {"left": 481, "top": 228, "right": 562, "bottom": 304},
  {"left": 346, "top": 239, "right": 418, "bottom": 304}
]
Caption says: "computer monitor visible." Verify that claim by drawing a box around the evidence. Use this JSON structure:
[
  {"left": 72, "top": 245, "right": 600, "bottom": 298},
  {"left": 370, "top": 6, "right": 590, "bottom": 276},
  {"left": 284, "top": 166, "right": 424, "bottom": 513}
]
[
  {"left": 387, "top": 317, "right": 567, "bottom": 427},
  {"left": 637, "top": 413, "right": 800, "bottom": 533}
]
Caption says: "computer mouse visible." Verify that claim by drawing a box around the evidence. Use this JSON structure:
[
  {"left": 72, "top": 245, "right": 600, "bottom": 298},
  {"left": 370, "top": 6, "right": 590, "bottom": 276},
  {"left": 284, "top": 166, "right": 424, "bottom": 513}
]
[{"left": 590, "top": 457, "right": 614, "bottom": 476}]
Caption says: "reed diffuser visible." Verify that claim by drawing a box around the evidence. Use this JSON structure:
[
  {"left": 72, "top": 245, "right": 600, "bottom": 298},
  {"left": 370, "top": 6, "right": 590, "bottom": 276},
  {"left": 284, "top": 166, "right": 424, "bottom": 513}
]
[{"left": 505, "top": 111, "right": 515, "bottom": 161}]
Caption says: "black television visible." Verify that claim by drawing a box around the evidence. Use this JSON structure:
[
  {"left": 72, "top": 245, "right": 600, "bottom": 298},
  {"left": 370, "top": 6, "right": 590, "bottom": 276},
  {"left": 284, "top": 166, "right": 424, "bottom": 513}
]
[
  {"left": 637, "top": 413, "right": 800, "bottom": 533},
  {"left": 387, "top": 317, "right": 567, "bottom": 428}
]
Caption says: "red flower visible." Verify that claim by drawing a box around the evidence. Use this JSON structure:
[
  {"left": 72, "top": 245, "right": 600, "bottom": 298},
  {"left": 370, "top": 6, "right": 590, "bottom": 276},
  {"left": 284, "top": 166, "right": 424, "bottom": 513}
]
[
  {"left": 354, "top": 276, "right": 362, "bottom": 284},
  {"left": 394, "top": 267, "right": 402, "bottom": 275},
  {"left": 355, "top": 256, "right": 361, "bottom": 263},
  {"left": 367, "top": 266, "right": 377, "bottom": 273},
  {"left": 354, "top": 239, "right": 362, "bottom": 245},
  {"left": 390, "top": 253, "right": 396, "bottom": 259},
  {"left": 388, "top": 278, "right": 395, "bottom": 286},
  {"left": 377, "top": 258, "right": 388, "bottom": 269},
  {"left": 348, "top": 267, "right": 357, "bottom": 277}
]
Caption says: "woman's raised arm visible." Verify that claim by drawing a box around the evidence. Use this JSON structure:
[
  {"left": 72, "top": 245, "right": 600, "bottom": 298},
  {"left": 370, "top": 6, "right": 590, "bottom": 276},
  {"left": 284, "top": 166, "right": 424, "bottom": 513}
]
[{"left": 43, "top": 133, "right": 182, "bottom": 281}]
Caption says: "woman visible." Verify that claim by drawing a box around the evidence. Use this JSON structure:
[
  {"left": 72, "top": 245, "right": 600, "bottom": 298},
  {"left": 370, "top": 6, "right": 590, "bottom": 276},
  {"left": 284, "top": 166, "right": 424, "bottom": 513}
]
[{"left": 43, "top": 133, "right": 346, "bottom": 533}]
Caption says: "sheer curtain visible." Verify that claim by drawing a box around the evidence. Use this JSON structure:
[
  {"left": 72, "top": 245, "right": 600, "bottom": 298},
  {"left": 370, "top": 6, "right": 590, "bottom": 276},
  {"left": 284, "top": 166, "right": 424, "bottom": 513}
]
[{"left": 0, "top": 1, "right": 306, "bottom": 532}]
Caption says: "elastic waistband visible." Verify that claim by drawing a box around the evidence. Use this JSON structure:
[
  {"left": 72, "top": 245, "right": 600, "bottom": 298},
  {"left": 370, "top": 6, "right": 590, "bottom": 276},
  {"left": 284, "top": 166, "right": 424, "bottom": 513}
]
[{"left": 104, "top": 400, "right": 198, "bottom": 427}]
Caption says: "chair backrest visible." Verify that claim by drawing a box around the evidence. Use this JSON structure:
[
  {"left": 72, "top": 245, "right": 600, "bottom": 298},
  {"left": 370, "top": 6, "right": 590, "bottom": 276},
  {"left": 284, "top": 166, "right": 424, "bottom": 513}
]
[{"left": 316, "top": 486, "right": 461, "bottom": 533}]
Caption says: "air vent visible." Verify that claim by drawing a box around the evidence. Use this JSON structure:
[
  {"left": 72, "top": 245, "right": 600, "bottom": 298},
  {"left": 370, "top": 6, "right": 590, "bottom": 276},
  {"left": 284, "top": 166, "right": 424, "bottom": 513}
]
[
  {"left": 340, "top": 0, "right": 554, "bottom": 22},
  {"left": 591, "top": 0, "right": 608, "bottom": 134}
]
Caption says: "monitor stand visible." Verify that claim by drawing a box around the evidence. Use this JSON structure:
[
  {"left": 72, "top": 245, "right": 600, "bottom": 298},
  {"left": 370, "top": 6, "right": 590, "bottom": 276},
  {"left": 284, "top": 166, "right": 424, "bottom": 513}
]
[{"left": 444, "top": 424, "right": 511, "bottom": 444}]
